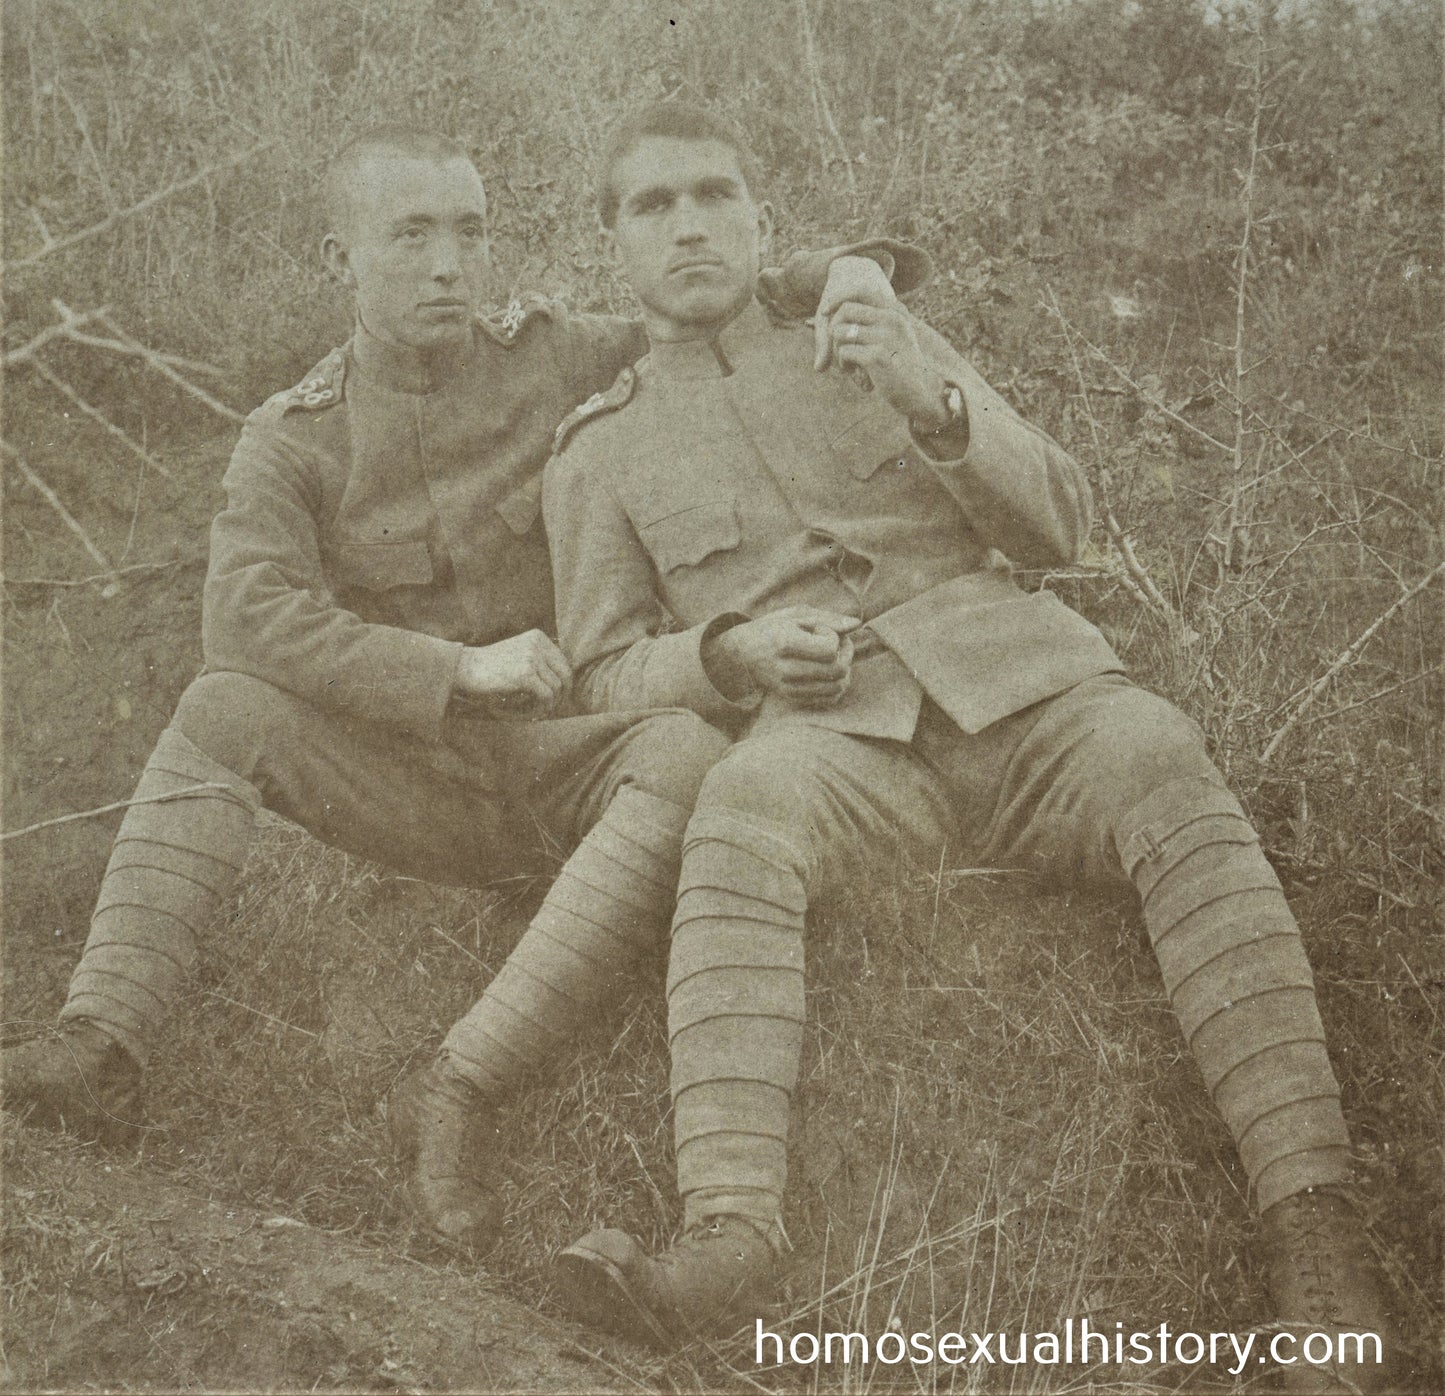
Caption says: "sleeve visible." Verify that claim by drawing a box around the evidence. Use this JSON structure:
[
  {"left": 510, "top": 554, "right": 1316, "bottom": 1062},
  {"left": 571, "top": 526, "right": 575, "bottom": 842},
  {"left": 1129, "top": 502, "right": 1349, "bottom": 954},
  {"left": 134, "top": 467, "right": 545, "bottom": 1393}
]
[
  {"left": 554, "top": 308, "right": 648, "bottom": 403},
  {"left": 543, "top": 446, "right": 754, "bottom": 723},
  {"left": 908, "top": 319, "right": 1095, "bottom": 568},
  {"left": 201, "top": 416, "right": 464, "bottom": 740},
  {"left": 758, "top": 238, "right": 934, "bottom": 317}
]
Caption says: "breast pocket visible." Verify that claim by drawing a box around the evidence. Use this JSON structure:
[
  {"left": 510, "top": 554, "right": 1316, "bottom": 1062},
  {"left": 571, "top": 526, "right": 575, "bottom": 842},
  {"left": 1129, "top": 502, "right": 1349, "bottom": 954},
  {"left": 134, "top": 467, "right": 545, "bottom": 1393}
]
[
  {"left": 332, "top": 540, "right": 434, "bottom": 591},
  {"left": 637, "top": 499, "right": 740, "bottom": 573},
  {"left": 828, "top": 401, "right": 915, "bottom": 481}
]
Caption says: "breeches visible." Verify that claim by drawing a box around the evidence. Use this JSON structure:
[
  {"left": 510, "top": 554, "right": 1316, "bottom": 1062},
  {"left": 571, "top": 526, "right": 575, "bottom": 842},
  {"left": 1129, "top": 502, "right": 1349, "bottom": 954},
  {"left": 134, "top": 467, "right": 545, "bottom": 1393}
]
[
  {"left": 172, "top": 670, "right": 716, "bottom": 885},
  {"left": 694, "top": 673, "right": 1212, "bottom": 889}
]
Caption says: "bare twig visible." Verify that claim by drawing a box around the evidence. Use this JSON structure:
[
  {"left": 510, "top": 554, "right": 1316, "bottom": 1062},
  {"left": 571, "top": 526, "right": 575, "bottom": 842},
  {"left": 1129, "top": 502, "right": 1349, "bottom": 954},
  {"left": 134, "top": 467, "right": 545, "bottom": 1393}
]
[
  {"left": 1045, "top": 288, "right": 1183, "bottom": 625},
  {"left": 3, "top": 558, "right": 198, "bottom": 589},
  {"left": 0, "top": 783, "right": 231, "bottom": 843},
  {"left": 201, "top": 990, "right": 321, "bottom": 1040},
  {"left": 2, "top": 441, "right": 115, "bottom": 576},
  {"left": 2, "top": 307, "right": 110, "bottom": 369},
  {"left": 796, "top": 0, "right": 858, "bottom": 211},
  {"left": 27, "top": 360, "right": 175, "bottom": 479},
  {"left": 1261, "top": 561, "right": 1444, "bottom": 762},
  {"left": 2, "top": 141, "right": 277, "bottom": 276},
  {"left": 1223, "top": 8, "right": 1270, "bottom": 572},
  {"left": 42, "top": 302, "right": 243, "bottom": 422},
  {"left": 1037, "top": 298, "right": 1233, "bottom": 457}
]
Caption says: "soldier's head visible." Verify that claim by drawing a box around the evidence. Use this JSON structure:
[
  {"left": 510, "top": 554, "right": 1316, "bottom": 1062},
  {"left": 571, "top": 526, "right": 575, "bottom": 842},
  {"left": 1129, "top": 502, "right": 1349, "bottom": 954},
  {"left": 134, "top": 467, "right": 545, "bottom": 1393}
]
[
  {"left": 597, "top": 101, "right": 773, "bottom": 343},
  {"left": 321, "top": 126, "right": 491, "bottom": 352}
]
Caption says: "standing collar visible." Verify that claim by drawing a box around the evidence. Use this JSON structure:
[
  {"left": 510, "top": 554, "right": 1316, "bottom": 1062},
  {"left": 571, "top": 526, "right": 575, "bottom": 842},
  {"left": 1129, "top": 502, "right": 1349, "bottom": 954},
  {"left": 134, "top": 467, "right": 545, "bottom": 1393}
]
[
  {"left": 647, "top": 299, "right": 775, "bottom": 381},
  {"left": 350, "top": 318, "right": 479, "bottom": 396}
]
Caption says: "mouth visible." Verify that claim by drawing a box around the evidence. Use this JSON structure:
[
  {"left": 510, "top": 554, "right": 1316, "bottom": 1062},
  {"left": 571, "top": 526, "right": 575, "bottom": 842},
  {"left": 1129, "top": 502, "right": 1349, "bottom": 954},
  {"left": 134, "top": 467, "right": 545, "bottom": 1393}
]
[
  {"left": 420, "top": 298, "right": 470, "bottom": 311},
  {"left": 668, "top": 259, "right": 724, "bottom": 275}
]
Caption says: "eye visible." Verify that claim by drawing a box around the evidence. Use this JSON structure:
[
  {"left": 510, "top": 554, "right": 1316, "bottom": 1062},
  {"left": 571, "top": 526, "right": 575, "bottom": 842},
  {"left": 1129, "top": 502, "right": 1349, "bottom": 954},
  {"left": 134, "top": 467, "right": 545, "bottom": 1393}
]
[
  {"left": 631, "top": 192, "right": 670, "bottom": 216},
  {"left": 397, "top": 226, "right": 427, "bottom": 243},
  {"left": 460, "top": 223, "right": 487, "bottom": 241}
]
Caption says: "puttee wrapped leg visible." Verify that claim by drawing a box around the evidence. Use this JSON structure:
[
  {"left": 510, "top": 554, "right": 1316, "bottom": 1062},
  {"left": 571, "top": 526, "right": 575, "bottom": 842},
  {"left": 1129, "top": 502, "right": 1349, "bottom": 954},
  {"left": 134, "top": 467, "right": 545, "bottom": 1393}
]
[
  {"left": 1117, "top": 777, "right": 1351, "bottom": 1211},
  {"left": 668, "top": 809, "right": 809, "bottom": 1235},
  {"left": 59, "top": 726, "right": 261, "bottom": 1067},
  {"left": 439, "top": 785, "right": 692, "bottom": 1097}
]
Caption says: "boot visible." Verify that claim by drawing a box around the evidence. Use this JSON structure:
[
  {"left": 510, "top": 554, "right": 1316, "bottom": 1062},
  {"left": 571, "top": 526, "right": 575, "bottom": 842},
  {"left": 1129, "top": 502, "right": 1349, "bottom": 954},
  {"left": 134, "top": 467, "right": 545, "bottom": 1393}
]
[
  {"left": 2, "top": 1020, "right": 144, "bottom": 1145},
  {"left": 388, "top": 1058, "right": 504, "bottom": 1257},
  {"left": 1260, "top": 1187, "right": 1399, "bottom": 1394},
  {"left": 555, "top": 1215, "right": 779, "bottom": 1349}
]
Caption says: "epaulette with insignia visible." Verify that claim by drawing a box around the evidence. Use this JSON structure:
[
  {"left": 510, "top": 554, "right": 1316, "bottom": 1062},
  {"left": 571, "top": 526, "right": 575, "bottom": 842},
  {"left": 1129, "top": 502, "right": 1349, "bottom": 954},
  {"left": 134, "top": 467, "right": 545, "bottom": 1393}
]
[
  {"left": 552, "top": 364, "right": 637, "bottom": 454},
  {"left": 479, "top": 295, "right": 554, "bottom": 346},
  {"left": 266, "top": 350, "right": 346, "bottom": 414}
]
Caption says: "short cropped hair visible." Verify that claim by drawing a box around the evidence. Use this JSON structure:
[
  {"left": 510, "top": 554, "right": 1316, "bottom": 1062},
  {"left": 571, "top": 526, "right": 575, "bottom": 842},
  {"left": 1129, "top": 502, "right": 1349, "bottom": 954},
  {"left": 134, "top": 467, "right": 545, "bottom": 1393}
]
[
  {"left": 323, "top": 125, "right": 473, "bottom": 235},
  {"left": 596, "top": 100, "right": 762, "bottom": 229}
]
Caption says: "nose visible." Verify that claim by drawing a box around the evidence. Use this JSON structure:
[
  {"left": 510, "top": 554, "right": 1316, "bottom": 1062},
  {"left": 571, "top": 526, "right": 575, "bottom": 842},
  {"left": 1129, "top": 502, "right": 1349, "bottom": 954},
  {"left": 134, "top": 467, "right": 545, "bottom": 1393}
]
[
  {"left": 670, "top": 196, "right": 707, "bottom": 244},
  {"left": 430, "top": 234, "right": 463, "bottom": 282}
]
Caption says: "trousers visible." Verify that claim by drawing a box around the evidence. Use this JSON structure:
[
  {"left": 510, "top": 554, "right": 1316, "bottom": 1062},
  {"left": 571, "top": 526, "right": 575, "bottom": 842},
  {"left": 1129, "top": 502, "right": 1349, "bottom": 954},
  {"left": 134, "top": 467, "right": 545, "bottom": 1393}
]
[{"left": 668, "top": 673, "right": 1350, "bottom": 1229}]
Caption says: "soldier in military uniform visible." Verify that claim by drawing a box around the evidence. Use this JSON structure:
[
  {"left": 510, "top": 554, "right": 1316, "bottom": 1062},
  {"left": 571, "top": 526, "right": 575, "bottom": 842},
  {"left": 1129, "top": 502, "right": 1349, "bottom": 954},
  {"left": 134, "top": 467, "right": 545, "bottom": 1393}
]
[
  {"left": 3, "top": 124, "right": 918, "bottom": 1257},
  {"left": 543, "top": 103, "right": 1395, "bottom": 1390}
]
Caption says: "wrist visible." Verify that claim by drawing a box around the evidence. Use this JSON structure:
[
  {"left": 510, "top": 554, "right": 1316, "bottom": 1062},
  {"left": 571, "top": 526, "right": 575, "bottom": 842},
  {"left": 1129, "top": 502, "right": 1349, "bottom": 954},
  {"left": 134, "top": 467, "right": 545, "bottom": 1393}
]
[{"left": 908, "top": 379, "right": 970, "bottom": 458}]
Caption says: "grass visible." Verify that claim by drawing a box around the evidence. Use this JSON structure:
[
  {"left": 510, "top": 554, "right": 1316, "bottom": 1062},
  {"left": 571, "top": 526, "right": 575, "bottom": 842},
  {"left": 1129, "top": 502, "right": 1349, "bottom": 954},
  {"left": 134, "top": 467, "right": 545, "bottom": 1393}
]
[{"left": 3, "top": 0, "right": 1442, "bottom": 1389}]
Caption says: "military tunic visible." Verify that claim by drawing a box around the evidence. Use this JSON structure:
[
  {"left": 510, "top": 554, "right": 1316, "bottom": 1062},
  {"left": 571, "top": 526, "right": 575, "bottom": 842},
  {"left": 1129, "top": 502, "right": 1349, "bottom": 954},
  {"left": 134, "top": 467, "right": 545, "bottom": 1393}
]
[
  {"left": 545, "top": 299, "right": 1124, "bottom": 748},
  {"left": 544, "top": 297, "right": 1352, "bottom": 1237}
]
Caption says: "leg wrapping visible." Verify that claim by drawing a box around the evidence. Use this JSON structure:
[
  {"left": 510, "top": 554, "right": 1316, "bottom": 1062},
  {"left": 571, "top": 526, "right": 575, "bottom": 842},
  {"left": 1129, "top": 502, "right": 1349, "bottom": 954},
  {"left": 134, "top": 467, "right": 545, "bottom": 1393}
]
[
  {"left": 668, "top": 810, "right": 809, "bottom": 1232},
  {"left": 441, "top": 785, "right": 689, "bottom": 1098},
  {"left": 1118, "top": 778, "right": 1350, "bottom": 1210},
  {"left": 62, "top": 727, "right": 260, "bottom": 1065}
]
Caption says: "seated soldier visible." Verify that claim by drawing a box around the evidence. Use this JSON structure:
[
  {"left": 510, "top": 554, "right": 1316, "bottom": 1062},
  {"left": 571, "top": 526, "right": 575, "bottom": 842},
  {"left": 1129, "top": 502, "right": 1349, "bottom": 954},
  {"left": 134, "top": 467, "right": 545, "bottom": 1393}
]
[
  {"left": 2, "top": 124, "right": 920, "bottom": 1258},
  {"left": 541, "top": 101, "right": 1398, "bottom": 1392}
]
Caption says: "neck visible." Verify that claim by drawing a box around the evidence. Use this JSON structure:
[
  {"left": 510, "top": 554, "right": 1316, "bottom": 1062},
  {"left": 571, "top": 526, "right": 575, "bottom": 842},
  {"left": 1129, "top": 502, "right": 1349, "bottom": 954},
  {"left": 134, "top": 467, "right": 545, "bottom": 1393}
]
[
  {"left": 352, "top": 314, "right": 476, "bottom": 395},
  {"left": 642, "top": 284, "right": 756, "bottom": 345}
]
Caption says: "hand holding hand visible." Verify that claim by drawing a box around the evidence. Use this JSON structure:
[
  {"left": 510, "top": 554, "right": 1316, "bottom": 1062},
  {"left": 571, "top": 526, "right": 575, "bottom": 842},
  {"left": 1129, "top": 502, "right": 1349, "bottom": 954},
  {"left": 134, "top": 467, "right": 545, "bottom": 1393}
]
[
  {"left": 815, "top": 256, "right": 900, "bottom": 371},
  {"left": 817, "top": 301, "right": 951, "bottom": 425},
  {"left": 454, "top": 629, "right": 571, "bottom": 718}
]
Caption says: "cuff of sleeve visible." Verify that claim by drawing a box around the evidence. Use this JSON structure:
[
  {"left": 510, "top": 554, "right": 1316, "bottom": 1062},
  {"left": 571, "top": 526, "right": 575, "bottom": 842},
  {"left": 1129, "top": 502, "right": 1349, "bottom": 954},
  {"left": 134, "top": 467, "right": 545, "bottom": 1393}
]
[
  {"left": 761, "top": 239, "right": 935, "bottom": 317},
  {"left": 661, "top": 615, "right": 760, "bottom": 722},
  {"left": 396, "top": 634, "right": 468, "bottom": 742}
]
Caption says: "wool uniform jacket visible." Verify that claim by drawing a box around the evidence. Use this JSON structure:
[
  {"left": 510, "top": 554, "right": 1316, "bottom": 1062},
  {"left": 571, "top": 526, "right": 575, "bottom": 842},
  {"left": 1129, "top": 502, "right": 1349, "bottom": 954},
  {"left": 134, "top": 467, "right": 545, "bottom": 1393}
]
[
  {"left": 544, "top": 299, "right": 1125, "bottom": 742},
  {"left": 201, "top": 244, "right": 914, "bottom": 745}
]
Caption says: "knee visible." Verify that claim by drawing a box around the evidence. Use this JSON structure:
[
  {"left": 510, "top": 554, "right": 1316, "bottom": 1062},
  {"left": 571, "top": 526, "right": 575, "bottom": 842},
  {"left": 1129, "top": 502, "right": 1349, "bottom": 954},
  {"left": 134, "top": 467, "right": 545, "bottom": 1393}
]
[
  {"left": 170, "top": 671, "right": 300, "bottom": 776},
  {"left": 623, "top": 712, "right": 732, "bottom": 808},
  {"left": 696, "top": 739, "right": 817, "bottom": 830}
]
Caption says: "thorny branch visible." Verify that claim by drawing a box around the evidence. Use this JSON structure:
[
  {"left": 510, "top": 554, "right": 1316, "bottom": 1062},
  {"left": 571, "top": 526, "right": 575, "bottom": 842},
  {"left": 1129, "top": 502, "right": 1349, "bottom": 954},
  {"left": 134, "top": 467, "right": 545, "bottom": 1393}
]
[{"left": 1260, "top": 560, "right": 1444, "bottom": 763}]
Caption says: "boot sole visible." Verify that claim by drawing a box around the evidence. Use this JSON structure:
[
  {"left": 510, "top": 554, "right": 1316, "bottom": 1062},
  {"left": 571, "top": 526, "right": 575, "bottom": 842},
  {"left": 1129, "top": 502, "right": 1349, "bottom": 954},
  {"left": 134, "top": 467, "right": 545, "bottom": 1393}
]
[{"left": 554, "top": 1242, "right": 675, "bottom": 1350}]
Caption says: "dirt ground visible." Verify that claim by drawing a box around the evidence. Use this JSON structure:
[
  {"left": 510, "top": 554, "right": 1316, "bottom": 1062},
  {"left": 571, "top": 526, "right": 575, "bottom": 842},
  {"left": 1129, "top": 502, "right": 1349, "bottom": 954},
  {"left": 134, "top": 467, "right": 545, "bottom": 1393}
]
[{"left": 1, "top": 1124, "right": 619, "bottom": 1394}]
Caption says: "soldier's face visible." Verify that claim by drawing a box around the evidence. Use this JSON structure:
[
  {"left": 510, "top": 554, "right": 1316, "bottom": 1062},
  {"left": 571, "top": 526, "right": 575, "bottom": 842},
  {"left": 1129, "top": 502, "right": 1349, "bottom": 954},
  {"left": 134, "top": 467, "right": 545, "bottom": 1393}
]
[
  {"left": 607, "top": 137, "right": 772, "bottom": 341},
  {"left": 324, "top": 154, "right": 490, "bottom": 351}
]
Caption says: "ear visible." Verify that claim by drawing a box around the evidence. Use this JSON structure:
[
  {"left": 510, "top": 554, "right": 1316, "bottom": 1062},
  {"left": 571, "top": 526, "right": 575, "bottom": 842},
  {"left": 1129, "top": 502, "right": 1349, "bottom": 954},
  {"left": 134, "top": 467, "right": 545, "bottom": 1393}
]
[
  {"left": 756, "top": 200, "right": 775, "bottom": 262},
  {"left": 599, "top": 223, "right": 619, "bottom": 267},
  {"left": 321, "top": 232, "right": 355, "bottom": 289}
]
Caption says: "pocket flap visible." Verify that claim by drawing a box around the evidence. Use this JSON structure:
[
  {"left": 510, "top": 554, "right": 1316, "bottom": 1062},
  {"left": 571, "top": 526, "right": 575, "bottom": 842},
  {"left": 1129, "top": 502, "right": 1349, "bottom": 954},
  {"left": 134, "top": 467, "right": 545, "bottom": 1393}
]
[
  {"left": 496, "top": 478, "right": 543, "bottom": 535},
  {"left": 333, "top": 540, "right": 434, "bottom": 590},
  {"left": 829, "top": 403, "right": 913, "bottom": 479},
  {"left": 639, "top": 500, "right": 740, "bottom": 572}
]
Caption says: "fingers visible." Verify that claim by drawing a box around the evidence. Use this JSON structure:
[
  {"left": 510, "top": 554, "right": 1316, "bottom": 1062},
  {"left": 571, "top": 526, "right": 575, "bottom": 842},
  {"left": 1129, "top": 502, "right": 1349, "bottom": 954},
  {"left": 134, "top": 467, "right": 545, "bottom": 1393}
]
[{"left": 775, "top": 605, "right": 862, "bottom": 633}]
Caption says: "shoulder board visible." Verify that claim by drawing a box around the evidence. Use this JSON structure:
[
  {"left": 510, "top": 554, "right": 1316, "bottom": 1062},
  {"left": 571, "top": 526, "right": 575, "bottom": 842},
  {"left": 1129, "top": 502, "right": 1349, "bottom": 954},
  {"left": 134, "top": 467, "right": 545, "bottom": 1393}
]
[
  {"left": 479, "top": 295, "right": 556, "bottom": 347},
  {"left": 263, "top": 350, "right": 347, "bottom": 415},
  {"left": 552, "top": 364, "right": 637, "bottom": 455}
]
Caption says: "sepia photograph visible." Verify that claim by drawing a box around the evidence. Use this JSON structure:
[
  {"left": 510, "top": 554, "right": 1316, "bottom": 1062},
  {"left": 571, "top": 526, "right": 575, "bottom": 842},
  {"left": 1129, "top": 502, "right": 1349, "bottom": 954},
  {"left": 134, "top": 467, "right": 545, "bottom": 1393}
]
[{"left": 2, "top": 0, "right": 1440, "bottom": 1391}]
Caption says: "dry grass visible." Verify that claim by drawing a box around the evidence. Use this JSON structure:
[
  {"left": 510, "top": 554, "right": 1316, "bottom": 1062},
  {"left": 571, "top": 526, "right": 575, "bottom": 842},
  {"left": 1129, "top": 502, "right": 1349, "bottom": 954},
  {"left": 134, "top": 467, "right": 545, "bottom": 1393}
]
[{"left": 3, "top": 0, "right": 1441, "bottom": 1390}]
